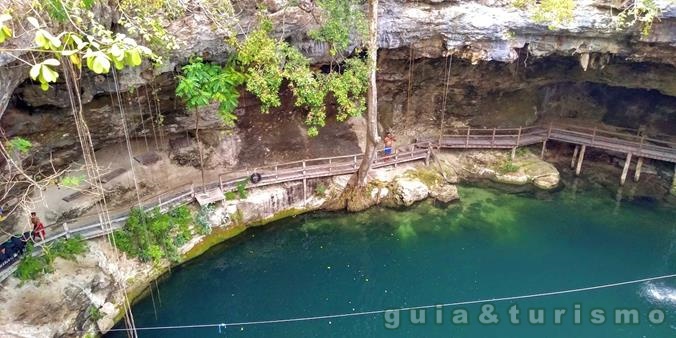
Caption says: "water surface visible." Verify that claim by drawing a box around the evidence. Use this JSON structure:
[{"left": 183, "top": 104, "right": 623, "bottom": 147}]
[{"left": 108, "top": 185, "right": 676, "bottom": 337}]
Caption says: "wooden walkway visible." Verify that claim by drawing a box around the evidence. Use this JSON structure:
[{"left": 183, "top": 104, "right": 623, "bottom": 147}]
[
  {"left": 0, "top": 142, "right": 432, "bottom": 281},
  {"left": 434, "top": 124, "right": 676, "bottom": 163},
  {"left": 2, "top": 122, "right": 675, "bottom": 281}
]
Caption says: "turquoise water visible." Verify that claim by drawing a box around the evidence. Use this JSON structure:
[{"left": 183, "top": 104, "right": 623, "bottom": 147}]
[{"left": 107, "top": 186, "right": 676, "bottom": 337}]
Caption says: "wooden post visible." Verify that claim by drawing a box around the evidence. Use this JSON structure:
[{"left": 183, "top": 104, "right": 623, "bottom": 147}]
[
  {"left": 329, "top": 158, "right": 332, "bottom": 173},
  {"left": 491, "top": 128, "right": 496, "bottom": 147},
  {"left": 620, "top": 152, "right": 632, "bottom": 186},
  {"left": 465, "top": 128, "right": 470, "bottom": 147},
  {"left": 515, "top": 127, "right": 522, "bottom": 146},
  {"left": 634, "top": 157, "right": 644, "bottom": 182},
  {"left": 303, "top": 177, "right": 307, "bottom": 207},
  {"left": 158, "top": 196, "right": 163, "bottom": 212},
  {"left": 510, "top": 147, "right": 516, "bottom": 160},
  {"left": 425, "top": 145, "right": 431, "bottom": 166},
  {"left": 591, "top": 127, "right": 597, "bottom": 145},
  {"left": 394, "top": 151, "right": 398, "bottom": 168},
  {"left": 275, "top": 165, "right": 279, "bottom": 180},
  {"left": 540, "top": 140, "right": 547, "bottom": 159},
  {"left": 98, "top": 213, "right": 105, "bottom": 232},
  {"left": 353, "top": 155, "right": 357, "bottom": 169},
  {"left": 62, "top": 223, "right": 70, "bottom": 239},
  {"left": 219, "top": 176, "right": 223, "bottom": 191},
  {"left": 639, "top": 135, "right": 645, "bottom": 154},
  {"left": 547, "top": 123, "right": 552, "bottom": 139},
  {"left": 575, "top": 145, "right": 586, "bottom": 176},
  {"left": 571, "top": 145, "right": 580, "bottom": 169},
  {"left": 302, "top": 160, "right": 306, "bottom": 176}
]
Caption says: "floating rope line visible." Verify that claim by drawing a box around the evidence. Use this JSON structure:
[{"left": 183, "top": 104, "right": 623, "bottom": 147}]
[{"left": 106, "top": 273, "right": 676, "bottom": 333}]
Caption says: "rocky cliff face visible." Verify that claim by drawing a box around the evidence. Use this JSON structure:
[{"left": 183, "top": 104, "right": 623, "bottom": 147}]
[{"left": 0, "top": 0, "right": 674, "bottom": 192}]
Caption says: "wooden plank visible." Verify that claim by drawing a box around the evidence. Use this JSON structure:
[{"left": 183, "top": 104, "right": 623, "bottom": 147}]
[
  {"left": 62, "top": 187, "right": 93, "bottom": 202},
  {"left": 134, "top": 152, "right": 162, "bottom": 166},
  {"left": 100, "top": 168, "right": 127, "bottom": 183},
  {"left": 195, "top": 188, "right": 224, "bottom": 206}
]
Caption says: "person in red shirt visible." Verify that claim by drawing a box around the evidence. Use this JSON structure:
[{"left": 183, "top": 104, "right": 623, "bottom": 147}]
[{"left": 30, "top": 212, "right": 45, "bottom": 242}]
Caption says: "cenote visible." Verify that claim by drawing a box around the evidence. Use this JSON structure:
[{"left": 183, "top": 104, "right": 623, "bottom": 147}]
[{"left": 107, "top": 185, "right": 676, "bottom": 337}]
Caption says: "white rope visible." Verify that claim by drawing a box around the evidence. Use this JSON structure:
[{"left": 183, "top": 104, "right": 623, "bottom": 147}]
[{"left": 107, "top": 273, "right": 676, "bottom": 332}]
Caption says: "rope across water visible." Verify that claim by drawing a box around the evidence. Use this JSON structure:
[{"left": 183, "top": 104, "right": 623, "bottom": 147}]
[{"left": 106, "top": 273, "right": 676, "bottom": 332}]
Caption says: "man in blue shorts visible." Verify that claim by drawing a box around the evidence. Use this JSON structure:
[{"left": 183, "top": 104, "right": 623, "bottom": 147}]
[{"left": 383, "top": 132, "right": 396, "bottom": 159}]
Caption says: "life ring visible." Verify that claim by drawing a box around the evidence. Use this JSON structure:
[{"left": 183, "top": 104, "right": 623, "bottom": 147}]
[{"left": 250, "top": 172, "right": 262, "bottom": 184}]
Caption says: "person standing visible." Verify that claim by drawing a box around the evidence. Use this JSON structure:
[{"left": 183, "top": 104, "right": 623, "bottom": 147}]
[
  {"left": 30, "top": 212, "right": 45, "bottom": 242},
  {"left": 383, "top": 131, "right": 396, "bottom": 159}
]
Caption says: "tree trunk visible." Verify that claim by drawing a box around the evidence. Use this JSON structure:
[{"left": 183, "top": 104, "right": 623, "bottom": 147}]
[
  {"left": 195, "top": 109, "right": 206, "bottom": 192},
  {"left": 355, "top": 0, "right": 380, "bottom": 187}
]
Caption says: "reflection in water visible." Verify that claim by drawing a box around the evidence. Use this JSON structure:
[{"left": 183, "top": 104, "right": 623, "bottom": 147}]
[{"left": 107, "top": 185, "right": 676, "bottom": 338}]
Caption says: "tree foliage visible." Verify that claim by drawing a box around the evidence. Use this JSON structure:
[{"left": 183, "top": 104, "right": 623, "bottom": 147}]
[
  {"left": 5, "top": 137, "right": 33, "bottom": 154},
  {"left": 236, "top": 17, "right": 368, "bottom": 136},
  {"left": 513, "top": 0, "right": 576, "bottom": 29},
  {"left": 15, "top": 236, "right": 88, "bottom": 281},
  {"left": 613, "top": 0, "right": 662, "bottom": 37},
  {"left": 309, "top": 0, "right": 367, "bottom": 56},
  {"left": 0, "top": 14, "right": 12, "bottom": 43},
  {"left": 0, "top": 5, "right": 155, "bottom": 91},
  {"left": 175, "top": 57, "right": 245, "bottom": 126},
  {"left": 113, "top": 206, "right": 193, "bottom": 263},
  {"left": 118, "top": 0, "right": 184, "bottom": 55}
]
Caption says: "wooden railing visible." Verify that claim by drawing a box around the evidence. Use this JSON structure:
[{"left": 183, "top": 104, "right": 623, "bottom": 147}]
[
  {"left": 435, "top": 123, "right": 676, "bottom": 162},
  {"left": 4, "top": 120, "right": 674, "bottom": 281},
  {"left": 216, "top": 142, "right": 432, "bottom": 193},
  {"left": 436, "top": 126, "right": 547, "bottom": 149},
  {"left": 0, "top": 142, "right": 434, "bottom": 281}
]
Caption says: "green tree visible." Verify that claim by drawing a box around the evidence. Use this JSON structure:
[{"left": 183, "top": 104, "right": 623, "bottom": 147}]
[
  {"left": 309, "top": 0, "right": 367, "bottom": 56},
  {"left": 513, "top": 0, "right": 576, "bottom": 29},
  {"left": 613, "top": 0, "right": 662, "bottom": 37},
  {"left": 175, "top": 57, "right": 244, "bottom": 190},
  {"left": 236, "top": 16, "right": 368, "bottom": 136},
  {"left": 354, "top": 0, "right": 380, "bottom": 187}
]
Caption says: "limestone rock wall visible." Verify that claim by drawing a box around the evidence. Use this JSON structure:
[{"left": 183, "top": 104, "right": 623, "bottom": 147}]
[{"left": 0, "top": 0, "right": 675, "bottom": 212}]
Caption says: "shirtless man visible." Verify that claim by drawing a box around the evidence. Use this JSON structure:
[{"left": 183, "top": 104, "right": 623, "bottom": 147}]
[
  {"left": 383, "top": 132, "right": 396, "bottom": 159},
  {"left": 30, "top": 212, "right": 45, "bottom": 242}
]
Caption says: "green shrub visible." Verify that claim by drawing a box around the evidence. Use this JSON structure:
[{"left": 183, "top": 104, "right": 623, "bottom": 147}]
[
  {"left": 314, "top": 183, "right": 327, "bottom": 197},
  {"left": 236, "top": 180, "right": 248, "bottom": 199},
  {"left": 498, "top": 160, "right": 520, "bottom": 174},
  {"left": 515, "top": 147, "right": 529, "bottom": 157},
  {"left": 114, "top": 206, "right": 195, "bottom": 263},
  {"left": 87, "top": 305, "right": 103, "bottom": 321},
  {"left": 169, "top": 206, "right": 192, "bottom": 245},
  {"left": 14, "top": 237, "right": 88, "bottom": 281},
  {"left": 5, "top": 137, "right": 32, "bottom": 154},
  {"left": 195, "top": 204, "right": 214, "bottom": 235},
  {"left": 224, "top": 191, "right": 237, "bottom": 201},
  {"left": 512, "top": 0, "right": 575, "bottom": 28},
  {"left": 15, "top": 253, "right": 51, "bottom": 281},
  {"left": 51, "top": 235, "right": 87, "bottom": 260}
]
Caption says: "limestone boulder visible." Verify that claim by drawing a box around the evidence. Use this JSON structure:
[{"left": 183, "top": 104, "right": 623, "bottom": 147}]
[
  {"left": 429, "top": 184, "right": 460, "bottom": 203},
  {"left": 393, "top": 177, "right": 430, "bottom": 206}
]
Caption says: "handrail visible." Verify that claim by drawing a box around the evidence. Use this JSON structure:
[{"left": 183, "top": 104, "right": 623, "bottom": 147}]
[
  {"left": 1, "top": 142, "right": 433, "bottom": 249},
  {"left": 437, "top": 123, "right": 675, "bottom": 162}
]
